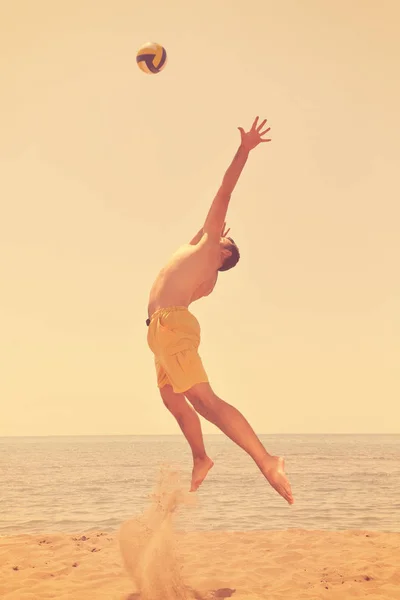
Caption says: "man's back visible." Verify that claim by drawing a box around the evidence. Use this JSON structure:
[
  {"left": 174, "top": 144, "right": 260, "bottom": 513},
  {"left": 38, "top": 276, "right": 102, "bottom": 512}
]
[{"left": 147, "top": 235, "right": 219, "bottom": 316}]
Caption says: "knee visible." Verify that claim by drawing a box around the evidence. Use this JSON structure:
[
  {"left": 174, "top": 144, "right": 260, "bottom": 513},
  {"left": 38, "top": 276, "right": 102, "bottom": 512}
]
[
  {"left": 185, "top": 384, "right": 219, "bottom": 418},
  {"left": 160, "top": 386, "right": 186, "bottom": 415}
]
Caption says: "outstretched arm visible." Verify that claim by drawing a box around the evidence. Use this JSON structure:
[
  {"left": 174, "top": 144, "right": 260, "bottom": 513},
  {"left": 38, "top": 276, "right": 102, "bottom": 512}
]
[{"left": 203, "top": 117, "right": 271, "bottom": 240}]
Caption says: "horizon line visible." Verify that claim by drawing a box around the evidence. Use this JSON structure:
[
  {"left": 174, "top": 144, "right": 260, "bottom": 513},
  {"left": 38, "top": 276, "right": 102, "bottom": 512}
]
[{"left": 0, "top": 432, "right": 399, "bottom": 438}]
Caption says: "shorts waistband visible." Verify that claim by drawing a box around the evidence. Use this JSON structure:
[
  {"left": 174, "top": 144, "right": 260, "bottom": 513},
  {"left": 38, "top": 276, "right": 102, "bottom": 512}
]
[{"left": 146, "top": 306, "right": 188, "bottom": 327}]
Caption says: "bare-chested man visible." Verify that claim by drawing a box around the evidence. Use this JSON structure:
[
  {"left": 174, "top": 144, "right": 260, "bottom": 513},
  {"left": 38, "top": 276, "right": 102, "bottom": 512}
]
[{"left": 146, "top": 117, "right": 294, "bottom": 505}]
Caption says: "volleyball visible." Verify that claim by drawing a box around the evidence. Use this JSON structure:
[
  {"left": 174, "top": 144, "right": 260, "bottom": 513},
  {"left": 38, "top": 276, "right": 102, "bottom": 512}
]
[{"left": 136, "top": 42, "right": 167, "bottom": 75}]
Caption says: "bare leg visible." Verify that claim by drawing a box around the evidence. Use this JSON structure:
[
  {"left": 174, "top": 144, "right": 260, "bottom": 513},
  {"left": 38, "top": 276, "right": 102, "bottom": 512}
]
[
  {"left": 160, "top": 386, "right": 213, "bottom": 491},
  {"left": 185, "top": 383, "right": 293, "bottom": 504}
]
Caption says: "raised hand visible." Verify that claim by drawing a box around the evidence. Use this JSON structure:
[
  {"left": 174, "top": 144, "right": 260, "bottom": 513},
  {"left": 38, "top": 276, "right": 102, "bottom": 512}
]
[{"left": 238, "top": 116, "right": 271, "bottom": 151}]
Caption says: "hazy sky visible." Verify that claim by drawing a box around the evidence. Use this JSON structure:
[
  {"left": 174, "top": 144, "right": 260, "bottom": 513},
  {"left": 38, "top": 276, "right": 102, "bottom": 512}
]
[{"left": 1, "top": 0, "right": 399, "bottom": 436}]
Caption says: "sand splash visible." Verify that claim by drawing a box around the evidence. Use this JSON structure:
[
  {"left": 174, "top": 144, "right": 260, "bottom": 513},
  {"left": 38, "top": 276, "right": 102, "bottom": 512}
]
[{"left": 119, "top": 468, "right": 196, "bottom": 600}]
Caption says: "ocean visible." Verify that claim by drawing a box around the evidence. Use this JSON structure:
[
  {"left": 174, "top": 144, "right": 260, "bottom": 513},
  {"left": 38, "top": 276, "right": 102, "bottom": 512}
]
[{"left": 0, "top": 434, "right": 399, "bottom": 535}]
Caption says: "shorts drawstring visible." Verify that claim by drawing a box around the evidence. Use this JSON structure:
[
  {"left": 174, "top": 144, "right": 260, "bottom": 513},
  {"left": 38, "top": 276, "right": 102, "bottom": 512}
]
[{"left": 146, "top": 306, "right": 188, "bottom": 327}]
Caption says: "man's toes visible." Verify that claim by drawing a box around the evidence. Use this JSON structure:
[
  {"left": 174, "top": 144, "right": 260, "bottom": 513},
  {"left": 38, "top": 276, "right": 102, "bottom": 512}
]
[
  {"left": 283, "top": 491, "right": 292, "bottom": 503},
  {"left": 276, "top": 480, "right": 293, "bottom": 504}
]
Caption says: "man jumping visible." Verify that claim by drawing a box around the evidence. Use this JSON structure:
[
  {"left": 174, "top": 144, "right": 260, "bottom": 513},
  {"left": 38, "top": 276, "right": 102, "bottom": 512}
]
[{"left": 146, "top": 117, "right": 294, "bottom": 505}]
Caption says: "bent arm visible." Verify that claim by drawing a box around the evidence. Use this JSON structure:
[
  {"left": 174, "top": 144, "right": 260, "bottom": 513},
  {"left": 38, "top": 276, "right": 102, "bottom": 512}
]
[
  {"left": 203, "top": 144, "right": 249, "bottom": 239},
  {"left": 189, "top": 227, "right": 204, "bottom": 245},
  {"left": 190, "top": 222, "right": 230, "bottom": 245}
]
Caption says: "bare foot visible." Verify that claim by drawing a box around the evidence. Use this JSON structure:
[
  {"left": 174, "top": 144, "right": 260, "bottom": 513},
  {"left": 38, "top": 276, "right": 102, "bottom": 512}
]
[
  {"left": 260, "top": 456, "right": 294, "bottom": 505},
  {"left": 190, "top": 456, "right": 214, "bottom": 492}
]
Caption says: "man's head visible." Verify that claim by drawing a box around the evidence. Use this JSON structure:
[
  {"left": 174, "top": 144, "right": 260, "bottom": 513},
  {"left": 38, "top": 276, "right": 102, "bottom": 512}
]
[{"left": 218, "top": 237, "right": 240, "bottom": 272}]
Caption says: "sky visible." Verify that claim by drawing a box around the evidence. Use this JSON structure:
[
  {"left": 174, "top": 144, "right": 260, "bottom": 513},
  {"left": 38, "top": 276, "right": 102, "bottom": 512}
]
[{"left": 1, "top": 0, "right": 399, "bottom": 436}]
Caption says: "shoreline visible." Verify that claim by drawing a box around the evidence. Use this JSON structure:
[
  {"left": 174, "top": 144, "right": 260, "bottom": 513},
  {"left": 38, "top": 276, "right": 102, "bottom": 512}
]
[{"left": 2, "top": 524, "right": 400, "bottom": 536}]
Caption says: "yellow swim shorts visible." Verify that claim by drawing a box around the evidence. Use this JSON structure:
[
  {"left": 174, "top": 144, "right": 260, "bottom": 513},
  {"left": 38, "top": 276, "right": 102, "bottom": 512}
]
[{"left": 147, "top": 306, "right": 209, "bottom": 394}]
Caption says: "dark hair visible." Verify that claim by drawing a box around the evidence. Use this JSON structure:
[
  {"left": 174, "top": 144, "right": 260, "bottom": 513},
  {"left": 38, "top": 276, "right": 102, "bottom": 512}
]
[{"left": 218, "top": 237, "right": 240, "bottom": 272}]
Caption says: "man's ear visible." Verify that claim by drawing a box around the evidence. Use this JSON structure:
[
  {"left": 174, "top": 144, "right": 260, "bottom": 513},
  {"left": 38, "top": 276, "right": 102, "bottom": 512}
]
[{"left": 221, "top": 248, "right": 232, "bottom": 260}]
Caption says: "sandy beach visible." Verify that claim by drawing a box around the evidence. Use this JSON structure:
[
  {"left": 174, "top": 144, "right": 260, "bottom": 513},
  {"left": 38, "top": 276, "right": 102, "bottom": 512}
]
[
  {"left": 1, "top": 528, "right": 399, "bottom": 600},
  {"left": 3, "top": 0, "right": 400, "bottom": 597}
]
